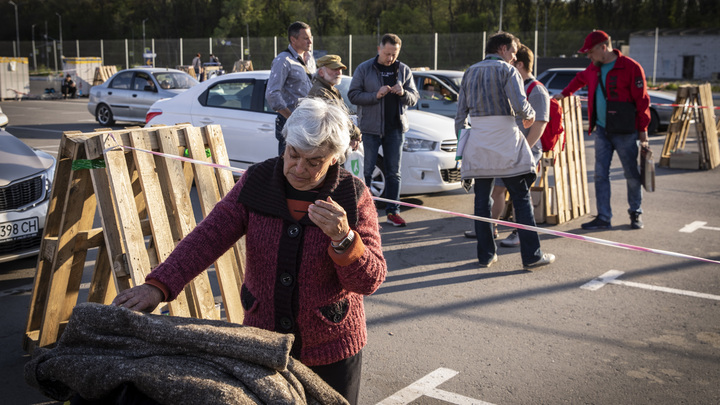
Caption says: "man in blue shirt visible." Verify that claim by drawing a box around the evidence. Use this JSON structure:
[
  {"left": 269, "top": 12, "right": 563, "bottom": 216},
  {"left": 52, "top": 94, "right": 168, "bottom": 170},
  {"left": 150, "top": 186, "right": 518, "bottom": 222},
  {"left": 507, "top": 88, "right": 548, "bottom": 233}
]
[{"left": 266, "top": 21, "right": 316, "bottom": 155}]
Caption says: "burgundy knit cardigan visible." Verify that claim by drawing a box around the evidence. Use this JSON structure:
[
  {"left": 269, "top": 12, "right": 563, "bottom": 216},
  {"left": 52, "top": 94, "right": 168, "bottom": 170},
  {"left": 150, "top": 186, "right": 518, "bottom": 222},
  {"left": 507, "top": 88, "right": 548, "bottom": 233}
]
[{"left": 146, "top": 157, "right": 387, "bottom": 366}]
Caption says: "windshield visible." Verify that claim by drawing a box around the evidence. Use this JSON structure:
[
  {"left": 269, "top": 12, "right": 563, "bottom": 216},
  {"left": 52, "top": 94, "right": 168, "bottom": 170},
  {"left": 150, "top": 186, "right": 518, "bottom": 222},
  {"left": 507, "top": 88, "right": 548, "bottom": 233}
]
[
  {"left": 152, "top": 72, "right": 198, "bottom": 90},
  {"left": 436, "top": 74, "right": 462, "bottom": 92}
]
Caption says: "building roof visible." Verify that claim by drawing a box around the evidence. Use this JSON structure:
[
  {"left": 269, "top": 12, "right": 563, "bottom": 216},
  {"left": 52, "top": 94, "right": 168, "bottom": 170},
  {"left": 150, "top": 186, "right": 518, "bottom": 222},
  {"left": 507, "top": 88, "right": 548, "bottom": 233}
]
[{"left": 631, "top": 28, "right": 720, "bottom": 37}]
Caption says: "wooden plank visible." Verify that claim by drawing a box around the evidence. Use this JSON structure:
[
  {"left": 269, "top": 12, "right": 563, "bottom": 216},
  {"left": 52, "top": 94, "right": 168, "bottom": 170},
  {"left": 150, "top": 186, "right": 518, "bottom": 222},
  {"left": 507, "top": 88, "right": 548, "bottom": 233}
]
[
  {"left": 37, "top": 141, "right": 97, "bottom": 348},
  {"left": 24, "top": 134, "right": 75, "bottom": 352},
  {"left": 574, "top": 97, "right": 590, "bottom": 215},
  {"left": 699, "top": 84, "right": 720, "bottom": 169},
  {"left": 129, "top": 129, "right": 193, "bottom": 318},
  {"left": 184, "top": 126, "right": 242, "bottom": 322},
  {"left": 203, "top": 124, "right": 246, "bottom": 280},
  {"left": 565, "top": 98, "right": 581, "bottom": 219},
  {"left": 86, "top": 136, "right": 132, "bottom": 290},
  {"left": 153, "top": 126, "right": 218, "bottom": 320},
  {"left": 202, "top": 125, "right": 245, "bottom": 321},
  {"left": 87, "top": 244, "right": 117, "bottom": 305},
  {"left": 149, "top": 127, "right": 207, "bottom": 319},
  {"left": 98, "top": 134, "right": 154, "bottom": 290}
]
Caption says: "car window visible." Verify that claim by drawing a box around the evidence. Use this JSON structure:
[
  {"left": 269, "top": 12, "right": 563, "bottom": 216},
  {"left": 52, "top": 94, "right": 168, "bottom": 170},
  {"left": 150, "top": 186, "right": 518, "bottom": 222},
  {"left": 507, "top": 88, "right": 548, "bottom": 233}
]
[
  {"left": 419, "top": 78, "right": 446, "bottom": 100},
  {"left": 133, "top": 73, "right": 155, "bottom": 91},
  {"left": 547, "top": 72, "right": 580, "bottom": 92},
  {"left": 153, "top": 72, "right": 198, "bottom": 90},
  {"left": 109, "top": 71, "right": 134, "bottom": 90},
  {"left": 436, "top": 75, "right": 462, "bottom": 92},
  {"left": 205, "top": 80, "right": 254, "bottom": 110}
]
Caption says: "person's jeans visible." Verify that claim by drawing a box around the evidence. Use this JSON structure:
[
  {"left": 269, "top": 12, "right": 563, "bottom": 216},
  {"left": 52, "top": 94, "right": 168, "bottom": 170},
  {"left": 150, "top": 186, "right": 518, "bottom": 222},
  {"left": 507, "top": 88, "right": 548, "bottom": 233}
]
[
  {"left": 363, "top": 128, "right": 404, "bottom": 215},
  {"left": 593, "top": 125, "right": 642, "bottom": 222},
  {"left": 275, "top": 114, "right": 287, "bottom": 156},
  {"left": 474, "top": 175, "right": 543, "bottom": 266}
]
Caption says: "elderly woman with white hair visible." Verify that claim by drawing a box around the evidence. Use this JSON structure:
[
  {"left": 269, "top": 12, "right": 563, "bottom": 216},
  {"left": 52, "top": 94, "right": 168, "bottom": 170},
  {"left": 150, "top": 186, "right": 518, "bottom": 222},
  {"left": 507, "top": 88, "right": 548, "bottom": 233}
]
[{"left": 113, "top": 98, "right": 387, "bottom": 404}]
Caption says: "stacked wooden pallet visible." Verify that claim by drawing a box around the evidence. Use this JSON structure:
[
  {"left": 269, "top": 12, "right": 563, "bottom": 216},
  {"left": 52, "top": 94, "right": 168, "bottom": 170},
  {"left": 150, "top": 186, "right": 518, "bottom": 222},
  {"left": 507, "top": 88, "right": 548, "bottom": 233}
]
[
  {"left": 92, "top": 65, "right": 118, "bottom": 86},
  {"left": 24, "top": 124, "right": 246, "bottom": 352},
  {"left": 535, "top": 95, "right": 591, "bottom": 224},
  {"left": 660, "top": 84, "right": 720, "bottom": 170}
]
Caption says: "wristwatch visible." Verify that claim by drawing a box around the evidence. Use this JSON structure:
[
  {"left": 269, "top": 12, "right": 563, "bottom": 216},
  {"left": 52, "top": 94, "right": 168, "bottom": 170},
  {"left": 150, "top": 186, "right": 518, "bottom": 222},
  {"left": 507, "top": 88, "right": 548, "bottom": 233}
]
[{"left": 331, "top": 230, "right": 355, "bottom": 251}]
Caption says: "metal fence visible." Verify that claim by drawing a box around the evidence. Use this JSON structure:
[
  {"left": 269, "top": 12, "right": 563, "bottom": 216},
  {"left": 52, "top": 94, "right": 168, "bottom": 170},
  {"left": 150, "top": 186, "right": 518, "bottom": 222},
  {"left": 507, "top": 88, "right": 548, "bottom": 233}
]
[{"left": 1, "top": 30, "right": 637, "bottom": 75}]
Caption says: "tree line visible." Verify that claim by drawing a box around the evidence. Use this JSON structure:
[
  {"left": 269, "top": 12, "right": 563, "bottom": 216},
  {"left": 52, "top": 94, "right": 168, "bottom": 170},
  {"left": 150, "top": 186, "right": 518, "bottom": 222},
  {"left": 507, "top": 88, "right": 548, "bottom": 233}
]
[{"left": 2, "top": 0, "right": 718, "bottom": 45}]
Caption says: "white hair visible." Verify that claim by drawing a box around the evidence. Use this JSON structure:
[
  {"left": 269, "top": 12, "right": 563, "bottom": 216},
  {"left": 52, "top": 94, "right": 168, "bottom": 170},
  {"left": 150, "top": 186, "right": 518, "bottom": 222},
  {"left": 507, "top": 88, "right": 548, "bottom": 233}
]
[{"left": 283, "top": 98, "right": 351, "bottom": 164}]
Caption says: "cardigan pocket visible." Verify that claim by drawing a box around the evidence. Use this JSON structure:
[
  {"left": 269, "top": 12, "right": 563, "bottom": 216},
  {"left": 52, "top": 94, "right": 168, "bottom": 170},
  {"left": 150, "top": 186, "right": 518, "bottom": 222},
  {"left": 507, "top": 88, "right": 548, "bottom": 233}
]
[
  {"left": 240, "top": 284, "right": 258, "bottom": 313},
  {"left": 316, "top": 298, "right": 350, "bottom": 325}
]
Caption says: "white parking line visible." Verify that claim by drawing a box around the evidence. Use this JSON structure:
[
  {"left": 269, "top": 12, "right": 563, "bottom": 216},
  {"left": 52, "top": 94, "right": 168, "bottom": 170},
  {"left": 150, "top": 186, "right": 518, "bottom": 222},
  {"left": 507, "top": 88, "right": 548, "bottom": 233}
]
[
  {"left": 581, "top": 270, "right": 720, "bottom": 301},
  {"left": 377, "top": 368, "right": 494, "bottom": 405},
  {"left": 680, "top": 221, "right": 720, "bottom": 233}
]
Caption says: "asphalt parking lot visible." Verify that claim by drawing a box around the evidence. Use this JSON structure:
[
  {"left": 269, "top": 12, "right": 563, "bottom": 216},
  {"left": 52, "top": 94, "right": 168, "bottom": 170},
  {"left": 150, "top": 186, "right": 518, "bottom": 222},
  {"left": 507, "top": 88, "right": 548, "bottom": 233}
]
[{"left": 1, "top": 99, "right": 719, "bottom": 404}]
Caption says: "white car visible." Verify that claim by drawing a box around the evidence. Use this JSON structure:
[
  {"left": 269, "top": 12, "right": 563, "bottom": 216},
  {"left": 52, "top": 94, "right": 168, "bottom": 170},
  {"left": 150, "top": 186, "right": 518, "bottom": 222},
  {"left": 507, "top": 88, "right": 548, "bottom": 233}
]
[
  {"left": 145, "top": 71, "right": 462, "bottom": 196},
  {"left": 0, "top": 129, "right": 56, "bottom": 263}
]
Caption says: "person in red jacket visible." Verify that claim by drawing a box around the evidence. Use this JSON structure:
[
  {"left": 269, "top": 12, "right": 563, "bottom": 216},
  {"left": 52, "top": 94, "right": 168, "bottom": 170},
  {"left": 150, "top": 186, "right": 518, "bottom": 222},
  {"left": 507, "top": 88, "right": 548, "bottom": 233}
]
[{"left": 555, "top": 30, "right": 650, "bottom": 230}]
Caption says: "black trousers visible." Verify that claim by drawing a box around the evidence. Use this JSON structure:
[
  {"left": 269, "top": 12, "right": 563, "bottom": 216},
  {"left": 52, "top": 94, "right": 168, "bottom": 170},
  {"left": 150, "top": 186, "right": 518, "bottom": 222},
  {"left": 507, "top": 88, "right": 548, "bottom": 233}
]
[{"left": 310, "top": 350, "right": 363, "bottom": 405}]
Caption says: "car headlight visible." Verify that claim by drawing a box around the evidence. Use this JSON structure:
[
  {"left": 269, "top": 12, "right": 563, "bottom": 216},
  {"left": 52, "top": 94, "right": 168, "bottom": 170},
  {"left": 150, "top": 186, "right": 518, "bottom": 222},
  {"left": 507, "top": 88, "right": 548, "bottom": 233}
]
[{"left": 403, "top": 137, "right": 436, "bottom": 152}]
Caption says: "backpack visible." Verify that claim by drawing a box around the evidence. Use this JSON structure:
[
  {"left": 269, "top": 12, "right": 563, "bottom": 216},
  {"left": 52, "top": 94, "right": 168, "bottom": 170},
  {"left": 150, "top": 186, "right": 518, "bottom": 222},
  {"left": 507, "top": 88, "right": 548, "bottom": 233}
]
[{"left": 527, "top": 80, "right": 564, "bottom": 152}]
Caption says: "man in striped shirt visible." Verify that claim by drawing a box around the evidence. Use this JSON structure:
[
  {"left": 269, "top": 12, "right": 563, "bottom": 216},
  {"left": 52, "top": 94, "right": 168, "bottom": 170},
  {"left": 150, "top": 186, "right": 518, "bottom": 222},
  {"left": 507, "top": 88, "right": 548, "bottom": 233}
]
[{"left": 455, "top": 32, "right": 555, "bottom": 270}]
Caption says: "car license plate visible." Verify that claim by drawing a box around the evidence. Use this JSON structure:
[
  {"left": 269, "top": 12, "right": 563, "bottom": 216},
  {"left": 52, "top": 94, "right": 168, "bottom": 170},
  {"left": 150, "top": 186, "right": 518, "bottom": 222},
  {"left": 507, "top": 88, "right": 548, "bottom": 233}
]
[{"left": 0, "top": 217, "right": 40, "bottom": 242}]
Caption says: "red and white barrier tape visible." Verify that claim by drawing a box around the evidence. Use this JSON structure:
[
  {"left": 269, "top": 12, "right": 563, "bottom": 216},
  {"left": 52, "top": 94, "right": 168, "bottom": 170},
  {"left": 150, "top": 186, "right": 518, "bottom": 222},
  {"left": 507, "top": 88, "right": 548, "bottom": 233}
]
[
  {"left": 102, "top": 134, "right": 720, "bottom": 266},
  {"left": 576, "top": 96, "right": 720, "bottom": 109},
  {"left": 373, "top": 197, "right": 720, "bottom": 265}
]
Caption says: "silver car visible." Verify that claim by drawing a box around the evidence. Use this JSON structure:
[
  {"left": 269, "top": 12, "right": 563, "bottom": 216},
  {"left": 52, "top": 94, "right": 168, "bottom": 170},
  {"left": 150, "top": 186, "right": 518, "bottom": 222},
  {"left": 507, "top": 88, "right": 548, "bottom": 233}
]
[
  {"left": 88, "top": 67, "right": 198, "bottom": 126},
  {"left": 0, "top": 129, "right": 56, "bottom": 263},
  {"left": 536, "top": 67, "right": 675, "bottom": 134}
]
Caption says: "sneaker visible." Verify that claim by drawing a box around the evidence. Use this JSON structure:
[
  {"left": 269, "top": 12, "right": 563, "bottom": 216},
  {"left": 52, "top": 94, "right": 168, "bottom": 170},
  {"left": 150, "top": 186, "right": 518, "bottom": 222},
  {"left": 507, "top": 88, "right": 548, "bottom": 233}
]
[
  {"left": 630, "top": 213, "right": 644, "bottom": 229},
  {"left": 386, "top": 213, "right": 407, "bottom": 227},
  {"left": 524, "top": 253, "right": 556, "bottom": 269},
  {"left": 500, "top": 230, "right": 520, "bottom": 247},
  {"left": 479, "top": 254, "right": 498, "bottom": 268},
  {"left": 581, "top": 217, "right": 612, "bottom": 230}
]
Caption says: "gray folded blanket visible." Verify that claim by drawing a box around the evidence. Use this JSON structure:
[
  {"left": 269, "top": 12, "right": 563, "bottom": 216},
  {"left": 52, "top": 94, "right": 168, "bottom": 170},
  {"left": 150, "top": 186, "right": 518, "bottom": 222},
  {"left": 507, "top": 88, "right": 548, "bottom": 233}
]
[{"left": 25, "top": 303, "right": 348, "bottom": 405}]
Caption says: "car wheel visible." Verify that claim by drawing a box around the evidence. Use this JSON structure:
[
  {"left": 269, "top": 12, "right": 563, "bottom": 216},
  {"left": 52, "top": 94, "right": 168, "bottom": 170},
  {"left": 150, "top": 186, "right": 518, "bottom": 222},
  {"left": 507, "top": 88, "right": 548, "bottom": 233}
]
[
  {"left": 96, "top": 104, "right": 115, "bottom": 126},
  {"left": 648, "top": 108, "right": 659, "bottom": 134},
  {"left": 367, "top": 156, "right": 386, "bottom": 197}
]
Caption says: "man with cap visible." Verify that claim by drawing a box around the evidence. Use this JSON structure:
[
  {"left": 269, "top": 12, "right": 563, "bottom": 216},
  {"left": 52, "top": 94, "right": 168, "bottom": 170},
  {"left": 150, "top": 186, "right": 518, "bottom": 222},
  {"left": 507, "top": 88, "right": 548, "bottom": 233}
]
[
  {"left": 308, "top": 55, "right": 362, "bottom": 150},
  {"left": 554, "top": 30, "right": 650, "bottom": 231}
]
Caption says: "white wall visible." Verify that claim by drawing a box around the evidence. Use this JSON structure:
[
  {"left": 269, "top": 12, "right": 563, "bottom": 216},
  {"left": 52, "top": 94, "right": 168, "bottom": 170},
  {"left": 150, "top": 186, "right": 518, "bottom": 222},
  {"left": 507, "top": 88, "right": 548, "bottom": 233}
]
[{"left": 629, "top": 34, "right": 720, "bottom": 81}]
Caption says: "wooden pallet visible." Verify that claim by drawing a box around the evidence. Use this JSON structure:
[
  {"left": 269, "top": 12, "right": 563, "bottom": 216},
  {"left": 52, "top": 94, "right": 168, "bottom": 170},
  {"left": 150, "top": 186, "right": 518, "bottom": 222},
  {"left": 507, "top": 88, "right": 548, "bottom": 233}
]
[
  {"left": 232, "top": 60, "right": 254, "bottom": 72},
  {"left": 536, "top": 95, "right": 590, "bottom": 225},
  {"left": 92, "top": 65, "right": 118, "bottom": 86},
  {"left": 24, "top": 124, "right": 246, "bottom": 353},
  {"left": 660, "top": 84, "right": 720, "bottom": 170}
]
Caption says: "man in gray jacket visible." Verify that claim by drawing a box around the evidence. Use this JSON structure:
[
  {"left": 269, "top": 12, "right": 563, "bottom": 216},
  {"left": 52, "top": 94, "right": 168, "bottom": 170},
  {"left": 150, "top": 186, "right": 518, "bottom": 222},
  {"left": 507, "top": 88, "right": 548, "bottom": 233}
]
[{"left": 348, "top": 34, "right": 418, "bottom": 227}]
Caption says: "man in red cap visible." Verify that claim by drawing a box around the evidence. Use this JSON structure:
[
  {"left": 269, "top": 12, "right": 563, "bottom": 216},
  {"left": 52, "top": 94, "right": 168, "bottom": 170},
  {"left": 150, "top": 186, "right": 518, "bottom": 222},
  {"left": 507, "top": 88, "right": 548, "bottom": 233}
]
[{"left": 555, "top": 30, "right": 650, "bottom": 231}]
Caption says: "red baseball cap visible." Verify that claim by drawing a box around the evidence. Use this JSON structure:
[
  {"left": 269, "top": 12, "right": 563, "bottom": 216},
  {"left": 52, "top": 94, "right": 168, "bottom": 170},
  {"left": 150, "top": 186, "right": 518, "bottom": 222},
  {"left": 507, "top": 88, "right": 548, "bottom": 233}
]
[{"left": 578, "top": 30, "right": 609, "bottom": 53}]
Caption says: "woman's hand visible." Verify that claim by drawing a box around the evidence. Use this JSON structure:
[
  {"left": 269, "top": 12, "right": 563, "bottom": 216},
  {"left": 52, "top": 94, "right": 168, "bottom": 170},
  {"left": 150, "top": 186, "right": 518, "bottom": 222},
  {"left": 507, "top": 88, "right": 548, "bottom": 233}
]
[
  {"left": 308, "top": 197, "right": 350, "bottom": 241},
  {"left": 112, "top": 284, "right": 164, "bottom": 313}
]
